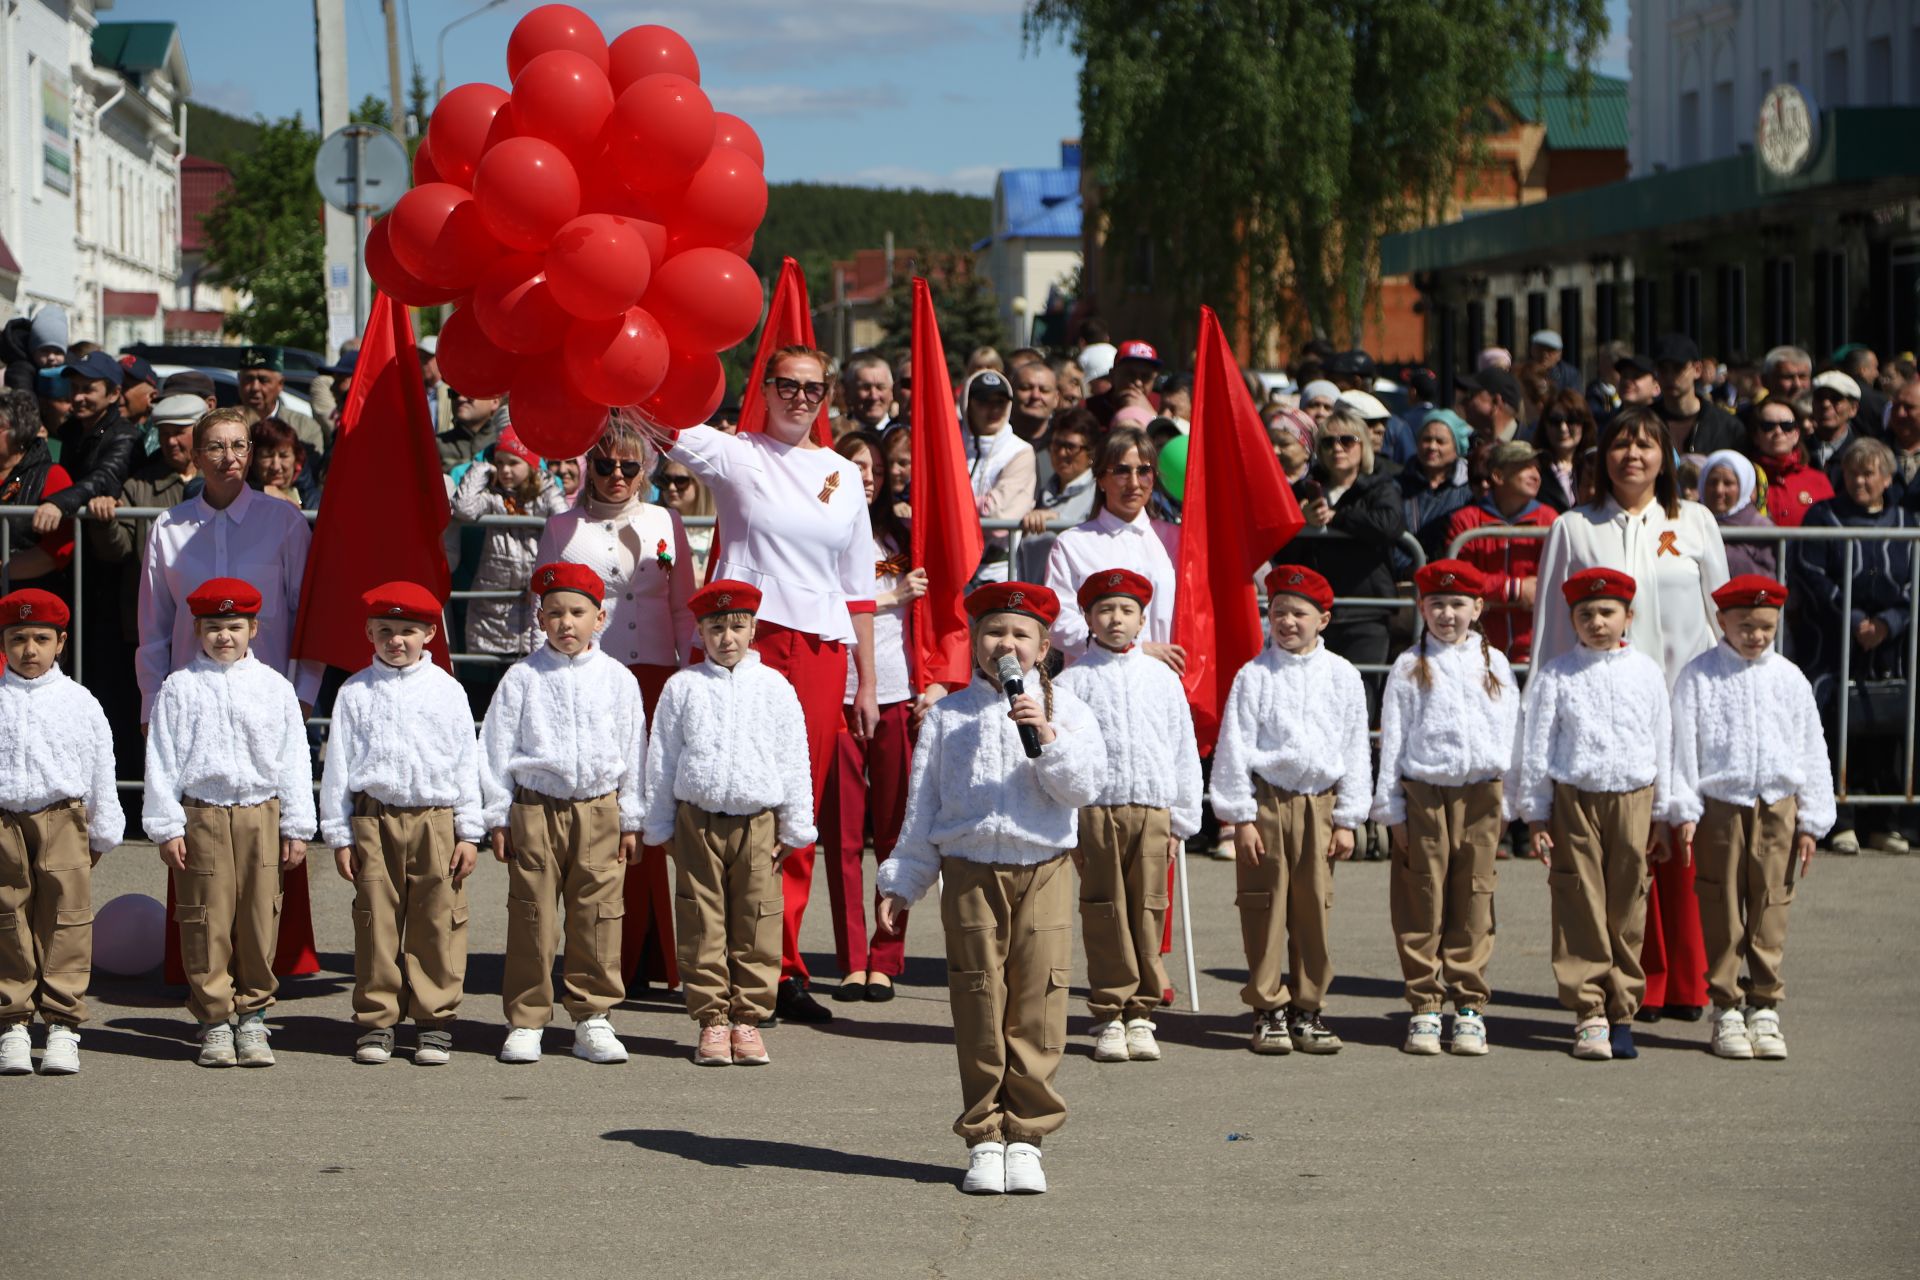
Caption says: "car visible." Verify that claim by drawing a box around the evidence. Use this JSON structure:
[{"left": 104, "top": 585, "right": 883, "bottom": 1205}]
[
  {"left": 148, "top": 363, "right": 315, "bottom": 421},
  {"left": 123, "top": 343, "right": 322, "bottom": 397}
]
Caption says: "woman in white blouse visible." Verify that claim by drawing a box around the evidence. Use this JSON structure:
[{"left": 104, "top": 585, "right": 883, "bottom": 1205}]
[
  {"left": 1531, "top": 404, "right": 1730, "bottom": 1021},
  {"left": 1044, "top": 426, "right": 1183, "bottom": 670}
]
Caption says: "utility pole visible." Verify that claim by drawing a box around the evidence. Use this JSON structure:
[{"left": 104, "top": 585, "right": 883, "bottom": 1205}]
[
  {"left": 315, "top": 0, "right": 358, "bottom": 357},
  {"left": 383, "top": 0, "right": 407, "bottom": 135}
]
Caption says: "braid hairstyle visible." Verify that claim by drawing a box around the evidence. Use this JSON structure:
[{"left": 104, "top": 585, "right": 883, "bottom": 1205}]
[
  {"left": 968, "top": 616, "right": 1055, "bottom": 720},
  {"left": 1412, "top": 627, "right": 1433, "bottom": 690},
  {"left": 1036, "top": 661, "right": 1056, "bottom": 720},
  {"left": 1478, "top": 624, "right": 1502, "bottom": 698}
]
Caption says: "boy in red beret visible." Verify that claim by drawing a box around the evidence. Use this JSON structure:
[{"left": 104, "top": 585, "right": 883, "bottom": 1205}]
[
  {"left": 877, "top": 582, "right": 1106, "bottom": 1195},
  {"left": 642, "top": 580, "right": 813, "bottom": 1067},
  {"left": 480, "top": 563, "right": 646, "bottom": 1067},
  {"left": 319, "top": 581, "right": 481, "bottom": 1066},
  {"left": 1514, "top": 568, "right": 1674, "bottom": 1060},
  {"left": 1669, "top": 575, "right": 1834, "bottom": 1061},
  {"left": 0, "top": 590, "right": 123, "bottom": 1076},
  {"left": 1054, "top": 568, "right": 1202, "bottom": 1064},
  {"left": 1211, "top": 566, "right": 1371, "bottom": 1056},
  {"left": 1372, "top": 559, "right": 1520, "bottom": 1056},
  {"left": 143, "top": 577, "right": 315, "bottom": 1068}
]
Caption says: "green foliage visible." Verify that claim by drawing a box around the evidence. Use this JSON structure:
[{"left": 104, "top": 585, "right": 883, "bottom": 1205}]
[
  {"left": 199, "top": 116, "right": 325, "bottom": 350},
  {"left": 752, "top": 183, "right": 990, "bottom": 306},
  {"left": 1025, "top": 0, "right": 1608, "bottom": 349},
  {"left": 877, "top": 253, "right": 1009, "bottom": 376},
  {"left": 183, "top": 101, "right": 264, "bottom": 164},
  {"left": 352, "top": 95, "right": 392, "bottom": 129},
  {"left": 407, "top": 65, "right": 431, "bottom": 142}
]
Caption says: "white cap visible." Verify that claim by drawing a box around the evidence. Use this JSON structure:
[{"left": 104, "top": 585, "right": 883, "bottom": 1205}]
[
  {"left": 1529, "top": 329, "right": 1563, "bottom": 350},
  {"left": 149, "top": 393, "right": 209, "bottom": 426},
  {"left": 1336, "top": 389, "right": 1390, "bottom": 420},
  {"left": 416, "top": 334, "right": 438, "bottom": 355},
  {"left": 1300, "top": 379, "right": 1340, "bottom": 407},
  {"left": 1812, "top": 370, "right": 1861, "bottom": 399},
  {"left": 1079, "top": 341, "right": 1116, "bottom": 382}
]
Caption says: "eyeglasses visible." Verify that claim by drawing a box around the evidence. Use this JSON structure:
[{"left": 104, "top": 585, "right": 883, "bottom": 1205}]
[
  {"left": 1755, "top": 418, "right": 1800, "bottom": 434},
  {"left": 766, "top": 376, "right": 828, "bottom": 405},
  {"left": 1104, "top": 464, "right": 1156, "bottom": 480},
  {"left": 1319, "top": 435, "right": 1363, "bottom": 449},
  {"left": 659, "top": 475, "right": 695, "bottom": 490},
  {"left": 199, "top": 441, "right": 251, "bottom": 459},
  {"left": 1050, "top": 440, "right": 1088, "bottom": 455},
  {"left": 591, "top": 457, "right": 644, "bottom": 478}
]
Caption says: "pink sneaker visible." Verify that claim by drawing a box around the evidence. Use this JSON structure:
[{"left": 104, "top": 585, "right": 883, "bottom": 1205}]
[
  {"left": 730, "top": 1023, "right": 770, "bottom": 1066},
  {"left": 694, "top": 1023, "right": 732, "bottom": 1066}
]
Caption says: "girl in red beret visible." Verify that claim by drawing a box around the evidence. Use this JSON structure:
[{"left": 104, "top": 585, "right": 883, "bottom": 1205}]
[{"left": 1371, "top": 559, "right": 1520, "bottom": 1057}]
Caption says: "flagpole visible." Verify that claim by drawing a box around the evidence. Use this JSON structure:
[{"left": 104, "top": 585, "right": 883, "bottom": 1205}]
[{"left": 1175, "top": 845, "right": 1198, "bottom": 1012}]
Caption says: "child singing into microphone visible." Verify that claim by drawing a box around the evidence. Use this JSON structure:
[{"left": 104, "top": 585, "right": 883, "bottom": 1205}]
[{"left": 877, "top": 583, "right": 1106, "bottom": 1198}]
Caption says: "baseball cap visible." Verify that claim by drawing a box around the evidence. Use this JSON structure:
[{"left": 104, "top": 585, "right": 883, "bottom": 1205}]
[
  {"left": 1336, "top": 389, "right": 1391, "bottom": 421},
  {"left": 161, "top": 369, "right": 217, "bottom": 400},
  {"left": 62, "top": 350, "right": 124, "bottom": 386},
  {"left": 1529, "top": 329, "right": 1563, "bottom": 351},
  {"left": 417, "top": 334, "right": 438, "bottom": 356},
  {"left": 1079, "top": 342, "right": 1117, "bottom": 382},
  {"left": 148, "top": 393, "right": 209, "bottom": 427},
  {"left": 970, "top": 370, "right": 1012, "bottom": 398},
  {"left": 1652, "top": 333, "right": 1701, "bottom": 365},
  {"left": 1614, "top": 352, "right": 1656, "bottom": 378},
  {"left": 1476, "top": 366, "right": 1523, "bottom": 409},
  {"left": 1812, "top": 370, "right": 1862, "bottom": 400},
  {"left": 1115, "top": 339, "right": 1161, "bottom": 366},
  {"left": 1487, "top": 440, "right": 1541, "bottom": 470},
  {"left": 1326, "top": 348, "right": 1376, "bottom": 379},
  {"left": 118, "top": 354, "right": 157, "bottom": 387}
]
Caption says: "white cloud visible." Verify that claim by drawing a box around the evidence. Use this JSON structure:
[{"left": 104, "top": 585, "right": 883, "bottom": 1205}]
[
  {"left": 816, "top": 163, "right": 1003, "bottom": 196},
  {"left": 707, "top": 83, "right": 906, "bottom": 118}
]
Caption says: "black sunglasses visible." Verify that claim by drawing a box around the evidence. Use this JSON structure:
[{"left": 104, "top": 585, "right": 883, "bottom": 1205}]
[
  {"left": 1319, "top": 435, "right": 1363, "bottom": 449},
  {"left": 591, "top": 457, "right": 644, "bottom": 479},
  {"left": 659, "top": 475, "right": 695, "bottom": 490},
  {"left": 766, "top": 376, "right": 828, "bottom": 405}
]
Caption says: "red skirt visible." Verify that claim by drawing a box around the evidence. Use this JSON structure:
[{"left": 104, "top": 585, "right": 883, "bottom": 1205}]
[{"left": 622, "top": 662, "right": 680, "bottom": 990}]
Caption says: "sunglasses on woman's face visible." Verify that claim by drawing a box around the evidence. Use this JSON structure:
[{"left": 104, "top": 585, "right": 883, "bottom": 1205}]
[
  {"left": 1105, "top": 464, "right": 1156, "bottom": 480},
  {"left": 767, "top": 376, "right": 828, "bottom": 405},
  {"left": 659, "top": 475, "right": 695, "bottom": 490},
  {"left": 591, "top": 457, "right": 645, "bottom": 478},
  {"left": 1319, "top": 435, "right": 1363, "bottom": 449},
  {"left": 1756, "top": 418, "right": 1800, "bottom": 435}
]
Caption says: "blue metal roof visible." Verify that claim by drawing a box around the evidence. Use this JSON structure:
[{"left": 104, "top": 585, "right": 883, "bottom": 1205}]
[{"left": 993, "top": 166, "right": 1082, "bottom": 242}]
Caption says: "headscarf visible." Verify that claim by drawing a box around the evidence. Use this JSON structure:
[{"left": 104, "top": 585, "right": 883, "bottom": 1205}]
[
  {"left": 1702, "top": 449, "right": 1757, "bottom": 517},
  {"left": 1422, "top": 407, "right": 1473, "bottom": 458},
  {"left": 1299, "top": 379, "right": 1340, "bottom": 408},
  {"left": 1269, "top": 405, "right": 1315, "bottom": 453}
]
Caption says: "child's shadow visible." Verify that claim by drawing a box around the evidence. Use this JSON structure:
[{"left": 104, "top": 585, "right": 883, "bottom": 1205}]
[{"left": 602, "top": 1128, "right": 955, "bottom": 1185}]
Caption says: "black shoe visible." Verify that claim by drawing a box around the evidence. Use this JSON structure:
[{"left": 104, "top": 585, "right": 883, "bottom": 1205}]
[
  {"left": 1662, "top": 1004, "right": 1706, "bottom": 1022},
  {"left": 833, "top": 980, "right": 867, "bottom": 1003},
  {"left": 1635, "top": 1006, "right": 1664, "bottom": 1024},
  {"left": 864, "top": 980, "right": 896, "bottom": 1003},
  {"left": 776, "top": 979, "right": 834, "bottom": 1024}
]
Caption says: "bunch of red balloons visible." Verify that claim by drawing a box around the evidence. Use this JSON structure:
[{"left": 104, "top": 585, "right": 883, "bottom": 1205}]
[{"left": 366, "top": 4, "right": 767, "bottom": 456}]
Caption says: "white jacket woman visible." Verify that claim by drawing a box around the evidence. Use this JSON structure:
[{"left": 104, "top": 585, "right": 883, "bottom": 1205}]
[{"left": 450, "top": 439, "right": 568, "bottom": 657}]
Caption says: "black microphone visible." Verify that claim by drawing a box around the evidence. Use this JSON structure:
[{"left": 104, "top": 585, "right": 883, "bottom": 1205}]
[{"left": 996, "top": 654, "right": 1044, "bottom": 759}]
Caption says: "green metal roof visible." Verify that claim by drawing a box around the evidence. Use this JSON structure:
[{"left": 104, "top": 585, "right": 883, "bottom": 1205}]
[
  {"left": 1504, "top": 61, "right": 1629, "bottom": 151},
  {"left": 92, "top": 22, "right": 178, "bottom": 74}
]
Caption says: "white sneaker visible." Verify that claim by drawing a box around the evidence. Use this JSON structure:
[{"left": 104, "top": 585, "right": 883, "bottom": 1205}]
[
  {"left": 1571, "top": 1015, "right": 1612, "bottom": 1061},
  {"left": 353, "top": 1028, "right": 394, "bottom": 1065},
  {"left": 499, "top": 1026, "right": 543, "bottom": 1064},
  {"left": 1003, "top": 1142, "right": 1047, "bottom": 1194},
  {"left": 1828, "top": 828, "right": 1860, "bottom": 855},
  {"left": 1403, "top": 1012, "right": 1443, "bottom": 1056},
  {"left": 1710, "top": 1006, "right": 1753, "bottom": 1059},
  {"left": 571, "top": 1015, "right": 628, "bottom": 1064},
  {"left": 1746, "top": 1008, "right": 1788, "bottom": 1060},
  {"left": 1124, "top": 1018, "right": 1161, "bottom": 1061},
  {"left": 1091, "top": 1019, "right": 1130, "bottom": 1063},
  {"left": 0, "top": 1023, "right": 31, "bottom": 1075},
  {"left": 1869, "top": 831, "right": 1909, "bottom": 855},
  {"left": 234, "top": 1013, "right": 275, "bottom": 1067},
  {"left": 39, "top": 1024, "right": 80, "bottom": 1075},
  {"left": 415, "top": 1027, "right": 453, "bottom": 1066},
  {"left": 960, "top": 1142, "right": 1005, "bottom": 1195},
  {"left": 197, "top": 1021, "right": 237, "bottom": 1068},
  {"left": 1449, "top": 1010, "right": 1489, "bottom": 1056}
]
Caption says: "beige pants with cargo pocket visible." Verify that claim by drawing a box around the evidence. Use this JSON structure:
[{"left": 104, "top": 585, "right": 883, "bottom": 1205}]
[
  {"left": 1390, "top": 779, "right": 1501, "bottom": 1013},
  {"left": 671, "top": 802, "right": 781, "bottom": 1026},
  {"left": 349, "top": 795, "right": 469, "bottom": 1029},
  {"left": 1693, "top": 795, "right": 1797, "bottom": 1010},
  {"left": 502, "top": 788, "right": 625, "bottom": 1028},
  {"left": 174, "top": 798, "right": 282, "bottom": 1026},
  {"left": 1236, "top": 781, "right": 1336, "bottom": 1014},
  {"left": 0, "top": 800, "right": 94, "bottom": 1027},
  {"left": 1076, "top": 803, "right": 1170, "bottom": 1023},
  {"left": 1546, "top": 782, "right": 1652, "bottom": 1022}
]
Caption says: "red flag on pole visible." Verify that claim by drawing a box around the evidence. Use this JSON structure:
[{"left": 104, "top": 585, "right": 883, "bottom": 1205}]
[
  {"left": 909, "top": 277, "right": 983, "bottom": 690},
  {"left": 292, "top": 290, "right": 453, "bottom": 673},
  {"left": 1173, "top": 305, "right": 1303, "bottom": 753},
  {"left": 735, "top": 256, "right": 832, "bottom": 446}
]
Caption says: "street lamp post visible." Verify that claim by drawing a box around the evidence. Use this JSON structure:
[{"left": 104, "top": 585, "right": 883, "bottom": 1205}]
[{"left": 436, "top": 0, "right": 510, "bottom": 104}]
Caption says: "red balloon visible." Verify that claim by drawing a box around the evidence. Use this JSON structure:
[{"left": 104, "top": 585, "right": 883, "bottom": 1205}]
[
  {"left": 564, "top": 307, "right": 670, "bottom": 405},
  {"left": 511, "top": 50, "right": 615, "bottom": 160},
  {"left": 425, "top": 83, "right": 510, "bottom": 187},
  {"left": 387, "top": 182, "right": 504, "bottom": 288},
  {"left": 473, "top": 137, "right": 581, "bottom": 252},
  {"left": 632, "top": 219, "right": 669, "bottom": 269},
  {"left": 639, "top": 347, "right": 726, "bottom": 430},
  {"left": 364, "top": 217, "right": 469, "bottom": 306},
  {"left": 640, "top": 248, "right": 761, "bottom": 353},
  {"left": 712, "top": 113, "right": 763, "bottom": 169},
  {"left": 509, "top": 363, "right": 608, "bottom": 457},
  {"left": 506, "top": 4, "right": 608, "bottom": 81},
  {"left": 471, "top": 253, "right": 570, "bottom": 354},
  {"left": 607, "top": 74, "right": 714, "bottom": 190},
  {"left": 545, "top": 214, "right": 653, "bottom": 320},
  {"left": 665, "top": 147, "right": 767, "bottom": 252},
  {"left": 608, "top": 25, "right": 700, "bottom": 92},
  {"left": 434, "top": 306, "right": 518, "bottom": 397},
  {"left": 724, "top": 234, "right": 755, "bottom": 259},
  {"left": 412, "top": 140, "right": 443, "bottom": 187}
]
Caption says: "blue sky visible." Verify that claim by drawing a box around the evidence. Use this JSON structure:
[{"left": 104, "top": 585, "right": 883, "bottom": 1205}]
[{"left": 105, "top": 0, "right": 1629, "bottom": 195}]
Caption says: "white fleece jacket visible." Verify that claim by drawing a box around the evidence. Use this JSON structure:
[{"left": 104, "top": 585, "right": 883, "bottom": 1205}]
[
  {"left": 143, "top": 655, "right": 316, "bottom": 843},
  {"left": 877, "top": 674, "right": 1106, "bottom": 904},
  {"left": 641, "top": 652, "right": 816, "bottom": 849},
  {"left": 479, "top": 641, "right": 647, "bottom": 833},
  {"left": 1211, "top": 643, "right": 1372, "bottom": 831},
  {"left": 1371, "top": 635, "right": 1522, "bottom": 826},
  {"left": 1515, "top": 643, "right": 1674, "bottom": 824},
  {"left": 1668, "top": 642, "right": 1836, "bottom": 837},
  {"left": 319, "top": 657, "right": 485, "bottom": 849},
  {"left": 1055, "top": 643, "right": 1204, "bottom": 837},
  {"left": 0, "top": 666, "right": 125, "bottom": 853}
]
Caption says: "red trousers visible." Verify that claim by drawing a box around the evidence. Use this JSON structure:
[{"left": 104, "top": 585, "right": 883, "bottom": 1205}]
[
  {"left": 820, "top": 700, "right": 915, "bottom": 977},
  {"left": 164, "top": 859, "right": 319, "bottom": 984},
  {"left": 1639, "top": 853, "right": 1708, "bottom": 1008},
  {"left": 752, "top": 621, "right": 848, "bottom": 985},
  {"left": 622, "top": 663, "right": 680, "bottom": 991}
]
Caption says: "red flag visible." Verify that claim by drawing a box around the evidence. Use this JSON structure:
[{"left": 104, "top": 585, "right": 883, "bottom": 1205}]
[
  {"left": 1173, "top": 305, "right": 1303, "bottom": 753},
  {"left": 909, "top": 277, "right": 984, "bottom": 690},
  {"left": 292, "top": 291, "right": 453, "bottom": 673},
  {"left": 735, "top": 256, "right": 832, "bottom": 446}
]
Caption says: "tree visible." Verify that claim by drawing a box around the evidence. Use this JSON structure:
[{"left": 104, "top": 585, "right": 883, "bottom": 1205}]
[
  {"left": 877, "top": 253, "right": 1008, "bottom": 374},
  {"left": 1025, "top": 0, "right": 1608, "bottom": 351},
  {"left": 352, "top": 95, "right": 391, "bottom": 129},
  {"left": 199, "top": 116, "right": 325, "bottom": 350}
]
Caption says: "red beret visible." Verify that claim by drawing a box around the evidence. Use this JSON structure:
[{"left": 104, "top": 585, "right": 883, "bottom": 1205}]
[
  {"left": 1563, "top": 567, "right": 1636, "bottom": 606},
  {"left": 689, "top": 579, "right": 762, "bottom": 619},
  {"left": 1713, "top": 574, "right": 1789, "bottom": 610},
  {"left": 0, "top": 589, "right": 70, "bottom": 629},
  {"left": 1264, "top": 564, "right": 1334, "bottom": 613},
  {"left": 187, "top": 577, "right": 263, "bottom": 618},
  {"left": 1077, "top": 567, "right": 1153, "bottom": 611},
  {"left": 531, "top": 562, "right": 604, "bottom": 604},
  {"left": 1414, "top": 559, "right": 1488, "bottom": 599},
  {"left": 966, "top": 581, "right": 1060, "bottom": 626},
  {"left": 492, "top": 427, "right": 541, "bottom": 470},
  {"left": 362, "top": 580, "right": 442, "bottom": 624}
]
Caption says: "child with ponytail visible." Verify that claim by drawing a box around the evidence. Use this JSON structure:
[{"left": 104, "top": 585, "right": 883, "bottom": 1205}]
[{"left": 1372, "top": 559, "right": 1521, "bottom": 1057}]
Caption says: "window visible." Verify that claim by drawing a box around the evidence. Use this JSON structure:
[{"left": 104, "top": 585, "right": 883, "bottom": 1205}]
[
  {"left": 1678, "top": 91, "right": 1701, "bottom": 166},
  {"left": 1716, "top": 265, "right": 1748, "bottom": 362},
  {"left": 1633, "top": 277, "right": 1659, "bottom": 349},
  {"left": 1465, "top": 300, "right": 1485, "bottom": 364},
  {"left": 1595, "top": 282, "right": 1619, "bottom": 346},
  {"left": 1764, "top": 257, "right": 1796, "bottom": 349},
  {"left": 1813, "top": 250, "right": 1848, "bottom": 356},
  {"left": 1558, "top": 286, "right": 1584, "bottom": 371},
  {"left": 1495, "top": 297, "right": 1516, "bottom": 354},
  {"left": 1866, "top": 37, "right": 1893, "bottom": 105},
  {"left": 1674, "top": 269, "right": 1701, "bottom": 344},
  {"left": 1712, "top": 80, "right": 1735, "bottom": 158},
  {"left": 1526, "top": 291, "right": 1548, "bottom": 338},
  {"left": 1825, "top": 48, "right": 1850, "bottom": 107}
]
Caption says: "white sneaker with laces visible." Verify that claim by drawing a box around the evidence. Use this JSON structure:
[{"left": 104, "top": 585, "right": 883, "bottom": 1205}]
[
  {"left": 234, "top": 1013, "right": 275, "bottom": 1067},
  {"left": 1746, "top": 1008, "right": 1788, "bottom": 1060},
  {"left": 1450, "top": 1010, "right": 1489, "bottom": 1056},
  {"left": 1403, "top": 1012, "right": 1443, "bottom": 1056},
  {"left": 1710, "top": 1006, "right": 1753, "bottom": 1059},
  {"left": 1004, "top": 1142, "right": 1047, "bottom": 1194},
  {"left": 1091, "top": 1019, "right": 1129, "bottom": 1062},
  {"left": 499, "top": 1026, "right": 543, "bottom": 1064},
  {"left": 40, "top": 1024, "right": 79, "bottom": 1075},
  {"left": 353, "top": 1028, "right": 394, "bottom": 1064},
  {"left": 0, "top": 1022, "right": 32, "bottom": 1075},
  {"left": 961, "top": 1142, "right": 1005, "bottom": 1195},
  {"left": 572, "top": 1015, "right": 628, "bottom": 1064},
  {"left": 1124, "top": 1018, "right": 1161, "bottom": 1061},
  {"left": 197, "top": 1021, "right": 237, "bottom": 1068}
]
